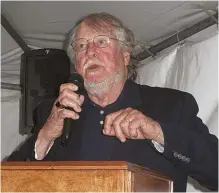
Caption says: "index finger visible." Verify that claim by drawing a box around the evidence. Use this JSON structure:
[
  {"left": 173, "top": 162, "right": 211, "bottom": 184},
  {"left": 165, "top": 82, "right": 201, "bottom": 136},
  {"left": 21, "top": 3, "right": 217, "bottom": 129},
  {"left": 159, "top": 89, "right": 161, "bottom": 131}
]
[
  {"left": 60, "top": 83, "right": 78, "bottom": 93},
  {"left": 103, "top": 110, "right": 122, "bottom": 135}
]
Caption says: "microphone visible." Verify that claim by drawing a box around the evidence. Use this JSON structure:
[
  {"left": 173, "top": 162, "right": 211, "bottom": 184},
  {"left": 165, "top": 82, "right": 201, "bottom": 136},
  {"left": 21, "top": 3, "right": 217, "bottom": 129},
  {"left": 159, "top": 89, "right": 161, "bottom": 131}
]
[{"left": 60, "top": 73, "right": 84, "bottom": 146}]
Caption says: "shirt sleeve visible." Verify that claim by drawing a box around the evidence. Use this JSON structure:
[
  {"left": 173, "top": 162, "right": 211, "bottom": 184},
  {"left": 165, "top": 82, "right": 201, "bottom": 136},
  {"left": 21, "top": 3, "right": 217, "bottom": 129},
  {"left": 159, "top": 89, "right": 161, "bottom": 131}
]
[
  {"left": 151, "top": 140, "right": 164, "bottom": 153},
  {"left": 34, "top": 141, "right": 54, "bottom": 160}
]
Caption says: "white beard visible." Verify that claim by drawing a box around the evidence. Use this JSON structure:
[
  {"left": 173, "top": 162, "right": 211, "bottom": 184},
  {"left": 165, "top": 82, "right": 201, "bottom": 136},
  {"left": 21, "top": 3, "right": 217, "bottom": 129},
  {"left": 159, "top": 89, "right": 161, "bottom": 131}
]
[{"left": 84, "top": 70, "right": 125, "bottom": 97}]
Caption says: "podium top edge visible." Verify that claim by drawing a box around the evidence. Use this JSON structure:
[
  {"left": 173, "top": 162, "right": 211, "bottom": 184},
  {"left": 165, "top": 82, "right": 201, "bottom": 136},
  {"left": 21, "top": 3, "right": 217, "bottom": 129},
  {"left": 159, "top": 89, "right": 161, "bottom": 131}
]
[
  {"left": 1, "top": 161, "right": 171, "bottom": 180},
  {"left": 1, "top": 161, "right": 135, "bottom": 169}
]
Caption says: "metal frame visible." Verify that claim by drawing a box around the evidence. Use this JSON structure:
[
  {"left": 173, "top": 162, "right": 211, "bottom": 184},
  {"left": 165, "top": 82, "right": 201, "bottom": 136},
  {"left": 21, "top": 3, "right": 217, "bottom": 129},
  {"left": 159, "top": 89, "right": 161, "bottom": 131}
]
[
  {"left": 1, "top": 14, "right": 31, "bottom": 52},
  {"left": 135, "top": 13, "right": 218, "bottom": 61},
  {"left": 1, "top": 14, "right": 31, "bottom": 91},
  {"left": 195, "top": 5, "right": 218, "bottom": 24}
]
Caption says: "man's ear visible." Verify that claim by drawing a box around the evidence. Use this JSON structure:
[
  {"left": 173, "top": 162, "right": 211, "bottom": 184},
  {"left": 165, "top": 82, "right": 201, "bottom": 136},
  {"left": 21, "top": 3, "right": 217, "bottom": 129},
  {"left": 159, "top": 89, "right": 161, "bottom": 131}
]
[{"left": 123, "top": 51, "right": 131, "bottom": 66}]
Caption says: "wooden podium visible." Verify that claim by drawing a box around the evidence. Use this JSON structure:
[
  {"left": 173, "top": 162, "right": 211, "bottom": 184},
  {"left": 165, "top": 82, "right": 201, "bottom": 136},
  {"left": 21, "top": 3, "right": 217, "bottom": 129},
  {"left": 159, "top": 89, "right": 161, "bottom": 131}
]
[{"left": 1, "top": 161, "right": 173, "bottom": 192}]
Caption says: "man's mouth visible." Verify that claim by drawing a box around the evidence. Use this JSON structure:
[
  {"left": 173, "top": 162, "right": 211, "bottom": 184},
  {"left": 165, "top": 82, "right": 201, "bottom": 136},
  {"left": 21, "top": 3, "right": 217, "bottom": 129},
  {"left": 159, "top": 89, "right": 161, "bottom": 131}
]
[
  {"left": 87, "top": 64, "right": 99, "bottom": 69},
  {"left": 86, "top": 64, "right": 102, "bottom": 72}
]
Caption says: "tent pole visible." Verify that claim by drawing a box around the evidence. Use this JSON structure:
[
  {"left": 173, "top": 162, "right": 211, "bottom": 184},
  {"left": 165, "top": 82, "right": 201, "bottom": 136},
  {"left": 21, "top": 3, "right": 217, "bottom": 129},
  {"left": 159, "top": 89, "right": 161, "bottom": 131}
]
[
  {"left": 195, "top": 5, "right": 218, "bottom": 24},
  {"left": 136, "top": 13, "right": 218, "bottom": 61},
  {"left": 1, "top": 82, "right": 22, "bottom": 91},
  {"left": 1, "top": 14, "right": 31, "bottom": 53}
]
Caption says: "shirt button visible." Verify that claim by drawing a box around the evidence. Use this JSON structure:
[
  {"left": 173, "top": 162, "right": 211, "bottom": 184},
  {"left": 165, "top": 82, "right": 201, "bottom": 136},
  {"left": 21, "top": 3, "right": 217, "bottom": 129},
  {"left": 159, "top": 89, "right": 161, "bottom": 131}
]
[
  {"left": 100, "top": 120, "right": 104, "bottom": 125},
  {"left": 100, "top": 110, "right": 104, "bottom": 114}
]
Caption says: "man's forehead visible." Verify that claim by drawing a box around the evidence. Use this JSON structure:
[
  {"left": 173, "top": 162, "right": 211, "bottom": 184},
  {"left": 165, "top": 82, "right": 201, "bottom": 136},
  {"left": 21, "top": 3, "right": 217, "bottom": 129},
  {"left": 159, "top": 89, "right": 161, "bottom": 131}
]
[{"left": 76, "top": 22, "right": 114, "bottom": 38}]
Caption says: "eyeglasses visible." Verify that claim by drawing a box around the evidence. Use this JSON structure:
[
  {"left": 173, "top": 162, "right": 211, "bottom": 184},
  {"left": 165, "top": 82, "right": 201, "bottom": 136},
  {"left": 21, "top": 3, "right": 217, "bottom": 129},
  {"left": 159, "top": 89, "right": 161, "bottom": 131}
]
[{"left": 71, "top": 35, "right": 122, "bottom": 52}]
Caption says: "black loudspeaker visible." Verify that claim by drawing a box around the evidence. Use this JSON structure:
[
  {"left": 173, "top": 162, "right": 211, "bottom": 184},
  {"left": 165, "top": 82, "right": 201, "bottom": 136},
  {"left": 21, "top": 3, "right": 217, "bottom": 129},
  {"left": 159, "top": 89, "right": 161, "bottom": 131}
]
[{"left": 20, "top": 49, "right": 70, "bottom": 134}]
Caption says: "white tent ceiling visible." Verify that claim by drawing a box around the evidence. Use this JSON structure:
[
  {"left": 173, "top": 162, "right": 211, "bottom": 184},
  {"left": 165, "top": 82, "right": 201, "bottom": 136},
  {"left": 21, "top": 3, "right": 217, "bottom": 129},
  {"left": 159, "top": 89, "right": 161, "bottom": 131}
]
[{"left": 1, "top": 1, "right": 218, "bottom": 55}]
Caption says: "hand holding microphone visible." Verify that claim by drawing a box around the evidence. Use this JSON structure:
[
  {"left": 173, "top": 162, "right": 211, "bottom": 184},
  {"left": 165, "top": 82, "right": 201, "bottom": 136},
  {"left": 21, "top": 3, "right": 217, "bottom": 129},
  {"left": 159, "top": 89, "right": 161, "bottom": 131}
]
[
  {"left": 37, "top": 73, "right": 84, "bottom": 148},
  {"left": 59, "top": 73, "right": 84, "bottom": 146}
]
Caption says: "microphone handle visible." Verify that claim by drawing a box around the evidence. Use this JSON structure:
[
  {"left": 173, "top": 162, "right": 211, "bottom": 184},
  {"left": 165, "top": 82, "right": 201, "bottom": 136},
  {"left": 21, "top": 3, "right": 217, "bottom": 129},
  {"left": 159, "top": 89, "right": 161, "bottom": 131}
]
[
  {"left": 61, "top": 118, "right": 73, "bottom": 146},
  {"left": 60, "top": 73, "right": 84, "bottom": 147},
  {"left": 60, "top": 92, "right": 82, "bottom": 146}
]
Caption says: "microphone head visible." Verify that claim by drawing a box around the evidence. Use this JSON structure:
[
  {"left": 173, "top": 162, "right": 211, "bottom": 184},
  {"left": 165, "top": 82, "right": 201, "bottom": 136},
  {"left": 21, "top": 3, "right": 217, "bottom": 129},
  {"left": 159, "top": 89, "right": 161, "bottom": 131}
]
[{"left": 67, "top": 73, "right": 84, "bottom": 95}]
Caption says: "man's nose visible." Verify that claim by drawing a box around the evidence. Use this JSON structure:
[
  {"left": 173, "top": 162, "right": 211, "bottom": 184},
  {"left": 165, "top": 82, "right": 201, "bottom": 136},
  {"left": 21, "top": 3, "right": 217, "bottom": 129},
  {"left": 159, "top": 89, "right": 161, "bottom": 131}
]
[{"left": 86, "top": 42, "right": 98, "bottom": 58}]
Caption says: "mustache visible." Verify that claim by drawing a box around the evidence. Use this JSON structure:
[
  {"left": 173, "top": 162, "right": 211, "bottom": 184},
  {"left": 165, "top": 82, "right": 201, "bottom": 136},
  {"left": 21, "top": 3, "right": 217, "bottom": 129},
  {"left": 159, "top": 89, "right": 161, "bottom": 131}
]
[{"left": 84, "top": 59, "right": 104, "bottom": 70}]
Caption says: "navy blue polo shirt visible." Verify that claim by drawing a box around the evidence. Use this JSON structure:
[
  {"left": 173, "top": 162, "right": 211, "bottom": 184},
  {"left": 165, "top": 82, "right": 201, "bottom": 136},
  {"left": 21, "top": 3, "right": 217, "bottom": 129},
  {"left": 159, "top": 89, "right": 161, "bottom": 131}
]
[{"left": 78, "top": 79, "right": 142, "bottom": 160}]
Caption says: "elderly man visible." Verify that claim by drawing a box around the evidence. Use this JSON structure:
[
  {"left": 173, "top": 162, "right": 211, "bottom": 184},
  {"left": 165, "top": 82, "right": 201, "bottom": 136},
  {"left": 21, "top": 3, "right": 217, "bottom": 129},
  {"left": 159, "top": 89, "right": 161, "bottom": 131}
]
[{"left": 8, "top": 13, "right": 218, "bottom": 191}]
